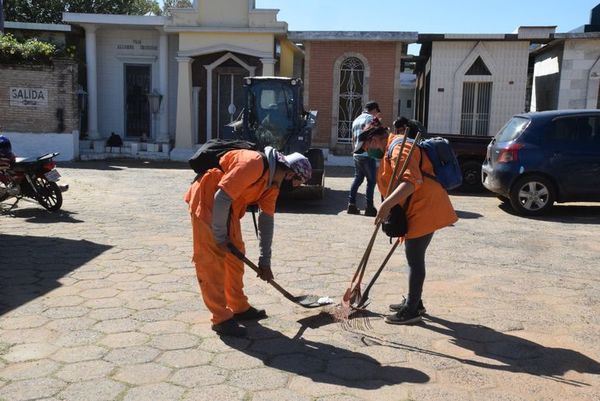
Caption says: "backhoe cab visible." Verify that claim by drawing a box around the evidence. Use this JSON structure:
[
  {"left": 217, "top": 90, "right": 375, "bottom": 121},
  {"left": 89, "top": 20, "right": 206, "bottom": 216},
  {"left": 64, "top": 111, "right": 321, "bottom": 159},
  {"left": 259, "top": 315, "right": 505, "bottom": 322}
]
[{"left": 226, "top": 76, "right": 324, "bottom": 198}]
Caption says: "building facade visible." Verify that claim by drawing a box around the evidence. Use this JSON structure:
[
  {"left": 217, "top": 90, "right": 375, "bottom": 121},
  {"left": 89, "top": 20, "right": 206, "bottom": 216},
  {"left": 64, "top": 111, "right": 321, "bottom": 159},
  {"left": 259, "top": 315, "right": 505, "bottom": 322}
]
[
  {"left": 531, "top": 33, "right": 600, "bottom": 111},
  {"left": 63, "top": 0, "right": 300, "bottom": 161},
  {"left": 289, "top": 32, "right": 416, "bottom": 157},
  {"left": 415, "top": 27, "right": 555, "bottom": 138}
]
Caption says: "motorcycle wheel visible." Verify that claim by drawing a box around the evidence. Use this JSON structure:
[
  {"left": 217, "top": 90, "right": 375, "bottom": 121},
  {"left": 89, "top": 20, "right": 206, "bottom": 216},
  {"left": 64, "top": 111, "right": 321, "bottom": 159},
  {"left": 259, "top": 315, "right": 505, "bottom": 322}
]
[{"left": 33, "top": 177, "right": 63, "bottom": 211}]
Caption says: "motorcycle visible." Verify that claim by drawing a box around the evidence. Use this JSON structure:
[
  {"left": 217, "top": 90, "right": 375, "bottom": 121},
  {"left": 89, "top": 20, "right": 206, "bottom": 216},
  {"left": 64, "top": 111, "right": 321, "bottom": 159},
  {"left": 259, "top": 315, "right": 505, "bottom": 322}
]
[{"left": 0, "top": 152, "right": 68, "bottom": 212}]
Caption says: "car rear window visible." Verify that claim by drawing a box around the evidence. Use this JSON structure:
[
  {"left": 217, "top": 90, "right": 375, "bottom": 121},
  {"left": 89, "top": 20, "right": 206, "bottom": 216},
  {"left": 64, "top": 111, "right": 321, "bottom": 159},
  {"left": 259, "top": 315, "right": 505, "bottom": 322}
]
[{"left": 495, "top": 117, "right": 530, "bottom": 142}]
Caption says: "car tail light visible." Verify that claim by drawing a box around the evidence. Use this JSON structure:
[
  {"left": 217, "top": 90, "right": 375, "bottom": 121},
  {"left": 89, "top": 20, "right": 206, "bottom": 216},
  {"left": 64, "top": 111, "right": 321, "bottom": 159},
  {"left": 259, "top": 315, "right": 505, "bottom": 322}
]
[
  {"left": 43, "top": 162, "right": 56, "bottom": 171},
  {"left": 497, "top": 143, "right": 524, "bottom": 163}
]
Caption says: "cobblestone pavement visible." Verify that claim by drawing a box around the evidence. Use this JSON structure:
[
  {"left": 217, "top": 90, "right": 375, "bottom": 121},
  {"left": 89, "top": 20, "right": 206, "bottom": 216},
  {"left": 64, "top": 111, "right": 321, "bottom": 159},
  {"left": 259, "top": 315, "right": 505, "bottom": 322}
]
[{"left": 1, "top": 161, "right": 600, "bottom": 401}]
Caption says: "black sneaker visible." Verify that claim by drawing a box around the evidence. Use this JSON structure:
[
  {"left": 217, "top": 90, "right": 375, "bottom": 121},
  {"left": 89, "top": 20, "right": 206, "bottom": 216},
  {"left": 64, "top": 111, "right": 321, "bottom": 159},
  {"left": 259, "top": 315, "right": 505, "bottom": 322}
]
[
  {"left": 389, "top": 296, "right": 426, "bottom": 315},
  {"left": 364, "top": 206, "right": 377, "bottom": 217},
  {"left": 347, "top": 204, "right": 361, "bottom": 215},
  {"left": 233, "top": 306, "right": 267, "bottom": 321},
  {"left": 212, "top": 318, "right": 247, "bottom": 337},
  {"left": 385, "top": 306, "right": 422, "bottom": 325}
]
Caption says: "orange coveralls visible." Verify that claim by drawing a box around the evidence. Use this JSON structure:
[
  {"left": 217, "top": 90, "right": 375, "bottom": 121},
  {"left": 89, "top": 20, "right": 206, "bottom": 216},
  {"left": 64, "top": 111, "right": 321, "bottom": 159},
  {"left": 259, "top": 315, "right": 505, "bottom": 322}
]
[
  {"left": 377, "top": 135, "right": 458, "bottom": 239},
  {"left": 184, "top": 150, "right": 279, "bottom": 324}
]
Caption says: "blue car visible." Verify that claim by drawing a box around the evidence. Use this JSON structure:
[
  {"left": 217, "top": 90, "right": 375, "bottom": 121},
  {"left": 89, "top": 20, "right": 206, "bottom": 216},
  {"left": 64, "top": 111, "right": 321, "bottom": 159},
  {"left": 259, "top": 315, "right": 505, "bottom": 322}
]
[{"left": 482, "top": 110, "right": 600, "bottom": 215}]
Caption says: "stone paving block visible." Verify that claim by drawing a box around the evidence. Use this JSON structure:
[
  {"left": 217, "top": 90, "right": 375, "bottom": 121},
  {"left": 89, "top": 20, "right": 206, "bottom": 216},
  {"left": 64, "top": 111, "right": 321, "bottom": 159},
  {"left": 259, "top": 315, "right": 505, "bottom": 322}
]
[
  {"left": 113, "top": 363, "right": 172, "bottom": 384},
  {"left": 79, "top": 288, "right": 120, "bottom": 299},
  {"left": 0, "top": 377, "right": 65, "bottom": 401},
  {"left": 45, "top": 317, "right": 96, "bottom": 332},
  {"left": 408, "top": 384, "right": 473, "bottom": 401},
  {"left": 51, "top": 345, "right": 107, "bottom": 363},
  {"left": 88, "top": 307, "right": 132, "bottom": 321},
  {"left": 169, "top": 365, "right": 228, "bottom": 387},
  {"left": 139, "top": 320, "right": 188, "bottom": 334},
  {"left": 99, "top": 332, "right": 149, "bottom": 348},
  {"left": 126, "top": 299, "right": 168, "bottom": 310},
  {"left": 55, "top": 360, "right": 115, "bottom": 382},
  {"left": 3, "top": 342, "right": 58, "bottom": 363},
  {"left": 131, "top": 308, "right": 177, "bottom": 322},
  {"left": 227, "top": 367, "right": 289, "bottom": 391},
  {"left": 83, "top": 298, "right": 125, "bottom": 309},
  {"left": 103, "top": 346, "right": 160, "bottom": 365},
  {"left": 211, "top": 351, "right": 264, "bottom": 370},
  {"left": 0, "top": 315, "right": 49, "bottom": 330},
  {"left": 437, "top": 366, "right": 495, "bottom": 391},
  {"left": 94, "top": 318, "right": 140, "bottom": 334},
  {"left": 157, "top": 349, "right": 213, "bottom": 368},
  {"left": 57, "top": 378, "right": 126, "bottom": 401},
  {"left": 51, "top": 329, "right": 103, "bottom": 347},
  {"left": 251, "top": 388, "right": 312, "bottom": 401},
  {"left": 42, "top": 295, "right": 85, "bottom": 308},
  {"left": 0, "top": 328, "right": 57, "bottom": 345},
  {"left": 122, "top": 383, "right": 185, "bottom": 401},
  {"left": 182, "top": 384, "right": 246, "bottom": 401},
  {"left": 149, "top": 333, "right": 199, "bottom": 350},
  {"left": 0, "top": 360, "right": 60, "bottom": 381},
  {"left": 42, "top": 306, "right": 90, "bottom": 319}
]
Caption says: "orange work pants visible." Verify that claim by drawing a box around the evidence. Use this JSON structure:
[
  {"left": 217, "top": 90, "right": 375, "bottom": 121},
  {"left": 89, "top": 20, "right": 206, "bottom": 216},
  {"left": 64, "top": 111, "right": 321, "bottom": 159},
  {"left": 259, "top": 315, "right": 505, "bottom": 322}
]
[{"left": 191, "top": 216, "right": 250, "bottom": 325}]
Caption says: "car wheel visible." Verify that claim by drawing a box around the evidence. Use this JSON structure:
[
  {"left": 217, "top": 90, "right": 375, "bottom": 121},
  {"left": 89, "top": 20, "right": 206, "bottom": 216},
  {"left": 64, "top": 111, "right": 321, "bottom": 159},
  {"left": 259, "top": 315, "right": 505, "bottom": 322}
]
[
  {"left": 460, "top": 160, "right": 483, "bottom": 192},
  {"left": 509, "top": 175, "right": 555, "bottom": 216}
]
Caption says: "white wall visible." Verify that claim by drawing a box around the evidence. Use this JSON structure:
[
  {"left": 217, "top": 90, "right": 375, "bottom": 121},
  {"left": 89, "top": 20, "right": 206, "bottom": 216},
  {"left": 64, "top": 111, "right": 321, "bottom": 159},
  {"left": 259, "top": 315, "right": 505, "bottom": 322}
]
[
  {"left": 96, "top": 27, "right": 160, "bottom": 140},
  {"left": 3, "top": 132, "right": 79, "bottom": 161},
  {"left": 558, "top": 39, "right": 600, "bottom": 109},
  {"left": 531, "top": 45, "right": 562, "bottom": 111},
  {"left": 428, "top": 41, "right": 529, "bottom": 136}
]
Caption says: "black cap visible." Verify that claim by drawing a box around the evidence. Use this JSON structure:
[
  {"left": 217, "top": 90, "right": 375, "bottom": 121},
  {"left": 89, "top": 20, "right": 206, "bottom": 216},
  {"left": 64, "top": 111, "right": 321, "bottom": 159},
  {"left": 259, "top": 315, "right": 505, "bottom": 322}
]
[
  {"left": 365, "top": 101, "right": 380, "bottom": 113},
  {"left": 353, "top": 126, "right": 387, "bottom": 154}
]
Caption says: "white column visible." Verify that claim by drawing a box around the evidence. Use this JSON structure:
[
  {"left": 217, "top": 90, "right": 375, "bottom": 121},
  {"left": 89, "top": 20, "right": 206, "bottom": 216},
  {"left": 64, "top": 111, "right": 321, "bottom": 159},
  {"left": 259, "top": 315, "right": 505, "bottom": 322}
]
[
  {"left": 84, "top": 24, "right": 99, "bottom": 140},
  {"left": 157, "top": 31, "right": 169, "bottom": 143},
  {"left": 260, "top": 58, "right": 277, "bottom": 76},
  {"left": 174, "top": 56, "right": 193, "bottom": 151}
]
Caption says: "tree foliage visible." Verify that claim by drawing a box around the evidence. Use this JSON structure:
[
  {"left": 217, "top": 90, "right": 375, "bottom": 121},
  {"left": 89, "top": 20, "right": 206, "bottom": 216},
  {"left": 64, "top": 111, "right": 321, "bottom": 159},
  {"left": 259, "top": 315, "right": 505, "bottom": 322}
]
[{"left": 4, "top": 0, "right": 163, "bottom": 24}]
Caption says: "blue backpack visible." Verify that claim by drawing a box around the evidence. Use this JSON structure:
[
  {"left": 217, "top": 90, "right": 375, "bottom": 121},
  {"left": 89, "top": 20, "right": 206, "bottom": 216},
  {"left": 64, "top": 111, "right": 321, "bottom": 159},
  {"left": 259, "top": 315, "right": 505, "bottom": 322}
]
[{"left": 387, "top": 136, "right": 462, "bottom": 191}]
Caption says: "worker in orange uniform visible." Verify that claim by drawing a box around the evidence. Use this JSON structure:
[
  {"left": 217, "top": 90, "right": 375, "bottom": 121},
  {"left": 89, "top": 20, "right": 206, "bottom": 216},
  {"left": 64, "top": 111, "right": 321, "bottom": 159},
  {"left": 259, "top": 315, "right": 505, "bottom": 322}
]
[
  {"left": 185, "top": 146, "right": 312, "bottom": 337},
  {"left": 354, "top": 124, "right": 458, "bottom": 325}
]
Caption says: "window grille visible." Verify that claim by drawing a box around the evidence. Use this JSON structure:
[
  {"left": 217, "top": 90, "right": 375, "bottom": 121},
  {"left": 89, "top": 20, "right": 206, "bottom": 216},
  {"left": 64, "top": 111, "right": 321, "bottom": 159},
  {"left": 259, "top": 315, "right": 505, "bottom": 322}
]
[
  {"left": 337, "top": 57, "right": 364, "bottom": 143},
  {"left": 460, "top": 81, "right": 492, "bottom": 136}
]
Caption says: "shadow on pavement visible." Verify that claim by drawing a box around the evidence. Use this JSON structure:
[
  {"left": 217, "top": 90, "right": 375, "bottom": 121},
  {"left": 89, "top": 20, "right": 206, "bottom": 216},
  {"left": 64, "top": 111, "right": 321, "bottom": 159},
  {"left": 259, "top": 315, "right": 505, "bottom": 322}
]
[
  {"left": 60, "top": 160, "right": 189, "bottom": 171},
  {"left": 4, "top": 208, "right": 83, "bottom": 224},
  {"left": 361, "top": 315, "right": 600, "bottom": 387},
  {"left": 455, "top": 209, "right": 483, "bottom": 219},
  {"left": 0, "top": 234, "right": 112, "bottom": 315},
  {"left": 222, "top": 322, "right": 430, "bottom": 388},
  {"left": 498, "top": 202, "right": 600, "bottom": 224},
  {"left": 277, "top": 188, "right": 348, "bottom": 215}
]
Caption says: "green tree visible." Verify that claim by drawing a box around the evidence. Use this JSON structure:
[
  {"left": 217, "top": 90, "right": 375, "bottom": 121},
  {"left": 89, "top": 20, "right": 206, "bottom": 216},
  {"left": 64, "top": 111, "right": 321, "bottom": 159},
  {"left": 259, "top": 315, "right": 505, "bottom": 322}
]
[{"left": 4, "top": 0, "right": 162, "bottom": 24}]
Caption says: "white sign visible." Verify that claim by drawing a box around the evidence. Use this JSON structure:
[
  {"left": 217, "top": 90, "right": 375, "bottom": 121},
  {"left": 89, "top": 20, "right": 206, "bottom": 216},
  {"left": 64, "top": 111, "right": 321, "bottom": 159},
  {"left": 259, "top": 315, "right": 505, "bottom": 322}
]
[{"left": 9, "top": 87, "right": 49, "bottom": 107}]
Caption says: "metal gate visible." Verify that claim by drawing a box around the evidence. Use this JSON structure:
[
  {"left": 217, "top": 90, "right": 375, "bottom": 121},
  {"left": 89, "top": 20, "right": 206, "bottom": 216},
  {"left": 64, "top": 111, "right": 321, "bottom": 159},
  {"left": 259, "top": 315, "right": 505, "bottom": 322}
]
[
  {"left": 217, "top": 73, "right": 245, "bottom": 139},
  {"left": 460, "top": 81, "right": 492, "bottom": 136},
  {"left": 125, "top": 65, "right": 151, "bottom": 138},
  {"left": 337, "top": 57, "right": 364, "bottom": 143}
]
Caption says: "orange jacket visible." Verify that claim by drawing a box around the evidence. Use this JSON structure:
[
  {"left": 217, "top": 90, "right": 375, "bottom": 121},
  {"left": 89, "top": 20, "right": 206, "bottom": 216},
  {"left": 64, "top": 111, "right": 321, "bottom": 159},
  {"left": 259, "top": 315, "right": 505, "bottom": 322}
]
[
  {"left": 377, "top": 135, "right": 458, "bottom": 239},
  {"left": 185, "top": 150, "right": 279, "bottom": 226}
]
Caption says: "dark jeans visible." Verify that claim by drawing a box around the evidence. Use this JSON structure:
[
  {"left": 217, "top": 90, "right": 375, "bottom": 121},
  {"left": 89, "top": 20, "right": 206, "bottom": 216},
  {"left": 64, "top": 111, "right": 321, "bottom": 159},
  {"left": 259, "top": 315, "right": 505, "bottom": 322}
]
[
  {"left": 405, "top": 232, "right": 434, "bottom": 312},
  {"left": 349, "top": 156, "right": 377, "bottom": 208}
]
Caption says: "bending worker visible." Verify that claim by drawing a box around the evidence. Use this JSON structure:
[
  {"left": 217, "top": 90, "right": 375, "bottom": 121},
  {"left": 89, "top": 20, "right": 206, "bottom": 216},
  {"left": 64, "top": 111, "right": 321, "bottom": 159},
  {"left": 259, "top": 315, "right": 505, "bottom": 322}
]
[
  {"left": 354, "top": 124, "right": 457, "bottom": 325},
  {"left": 185, "top": 146, "right": 312, "bottom": 337}
]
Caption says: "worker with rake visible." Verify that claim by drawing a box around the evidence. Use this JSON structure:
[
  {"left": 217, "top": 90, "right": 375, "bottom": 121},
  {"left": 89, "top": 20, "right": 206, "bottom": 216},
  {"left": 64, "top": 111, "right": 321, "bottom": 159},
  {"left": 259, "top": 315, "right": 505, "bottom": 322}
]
[
  {"left": 185, "top": 147, "right": 311, "bottom": 337},
  {"left": 353, "top": 125, "right": 457, "bottom": 324}
]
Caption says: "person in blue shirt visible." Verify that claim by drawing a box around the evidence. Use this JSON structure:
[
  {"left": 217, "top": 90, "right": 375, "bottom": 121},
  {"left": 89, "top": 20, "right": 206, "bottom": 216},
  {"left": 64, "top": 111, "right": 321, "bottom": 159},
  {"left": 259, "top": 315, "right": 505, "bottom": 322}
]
[{"left": 348, "top": 101, "right": 381, "bottom": 216}]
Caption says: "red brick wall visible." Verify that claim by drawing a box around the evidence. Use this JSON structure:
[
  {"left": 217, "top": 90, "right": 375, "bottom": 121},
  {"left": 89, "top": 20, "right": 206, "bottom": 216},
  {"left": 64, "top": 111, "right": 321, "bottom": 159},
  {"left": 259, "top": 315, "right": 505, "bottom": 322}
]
[{"left": 305, "top": 41, "right": 398, "bottom": 153}]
